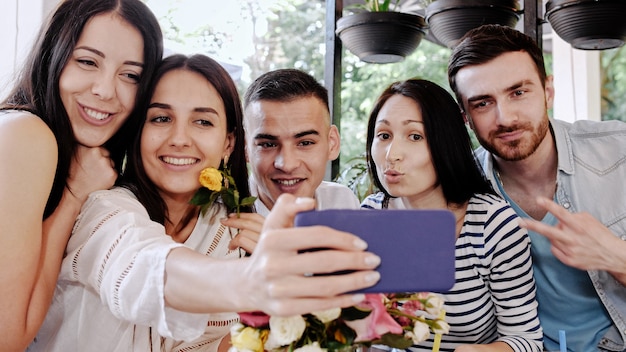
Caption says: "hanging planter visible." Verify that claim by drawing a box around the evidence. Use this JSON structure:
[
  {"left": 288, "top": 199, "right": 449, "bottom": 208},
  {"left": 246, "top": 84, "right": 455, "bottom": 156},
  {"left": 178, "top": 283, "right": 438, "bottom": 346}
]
[
  {"left": 546, "top": 0, "right": 626, "bottom": 50},
  {"left": 336, "top": 11, "right": 427, "bottom": 64},
  {"left": 425, "top": 0, "right": 521, "bottom": 49}
]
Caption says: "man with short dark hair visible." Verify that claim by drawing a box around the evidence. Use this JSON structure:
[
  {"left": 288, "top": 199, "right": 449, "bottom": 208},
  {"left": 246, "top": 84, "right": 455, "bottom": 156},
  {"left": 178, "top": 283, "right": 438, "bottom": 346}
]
[
  {"left": 448, "top": 24, "right": 626, "bottom": 351},
  {"left": 223, "top": 69, "right": 359, "bottom": 251}
]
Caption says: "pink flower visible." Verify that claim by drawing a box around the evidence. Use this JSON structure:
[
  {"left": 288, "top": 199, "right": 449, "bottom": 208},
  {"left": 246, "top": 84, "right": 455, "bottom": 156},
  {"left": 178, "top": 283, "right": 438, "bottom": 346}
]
[
  {"left": 399, "top": 299, "right": 425, "bottom": 314},
  {"left": 344, "top": 294, "right": 403, "bottom": 342},
  {"left": 239, "top": 311, "right": 271, "bottom": 328}
]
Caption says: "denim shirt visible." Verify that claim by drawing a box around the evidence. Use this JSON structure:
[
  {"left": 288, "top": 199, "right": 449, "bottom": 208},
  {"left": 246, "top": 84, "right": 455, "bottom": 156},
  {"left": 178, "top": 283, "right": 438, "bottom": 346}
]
[{"left": 475, "top": 118, "right": 626, "bottom": 351}]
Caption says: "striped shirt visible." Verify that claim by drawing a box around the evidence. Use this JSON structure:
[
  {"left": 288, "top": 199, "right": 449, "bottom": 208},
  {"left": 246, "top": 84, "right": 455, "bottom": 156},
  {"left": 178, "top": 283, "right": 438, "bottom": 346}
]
[{"left": 362, "top": 192, "right": 542, "bottom": 352}]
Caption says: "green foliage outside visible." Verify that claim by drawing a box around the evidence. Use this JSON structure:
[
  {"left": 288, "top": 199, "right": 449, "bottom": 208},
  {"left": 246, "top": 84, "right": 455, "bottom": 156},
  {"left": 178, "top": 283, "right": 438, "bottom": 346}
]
[
  {"left": 602, "top": 46, "right": 626, "bottom": 122},
  {"left": 148, "top": 0, "right": 625, "bottom": 199}
]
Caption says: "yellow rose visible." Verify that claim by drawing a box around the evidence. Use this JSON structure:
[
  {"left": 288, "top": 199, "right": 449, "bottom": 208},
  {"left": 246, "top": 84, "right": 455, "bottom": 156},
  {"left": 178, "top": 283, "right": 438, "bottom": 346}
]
[
  {"left": 231, "top": 326, "right": 266, "bottom": 352},
  {"left": 199, "top": 168, "right": 223, "bottom": 192}
]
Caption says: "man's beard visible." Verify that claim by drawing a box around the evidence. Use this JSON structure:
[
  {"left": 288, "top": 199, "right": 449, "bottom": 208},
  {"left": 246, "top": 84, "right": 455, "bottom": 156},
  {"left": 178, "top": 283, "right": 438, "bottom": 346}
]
[{"left": 478, "top": 117, "right": 550, "bottom": 162}]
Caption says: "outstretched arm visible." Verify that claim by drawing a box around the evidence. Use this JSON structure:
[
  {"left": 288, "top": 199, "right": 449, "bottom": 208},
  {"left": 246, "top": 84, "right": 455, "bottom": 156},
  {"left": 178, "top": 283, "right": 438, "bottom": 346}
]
[
  {"left": 165, "top": 194, "right": 382, "bottom": 316},
  {"left": 518, "top": 196, "right": 626, "bottom": 285}
]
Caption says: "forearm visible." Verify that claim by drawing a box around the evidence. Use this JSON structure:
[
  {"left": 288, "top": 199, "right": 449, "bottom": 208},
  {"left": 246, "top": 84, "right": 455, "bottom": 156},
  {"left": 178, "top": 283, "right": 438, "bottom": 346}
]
[
  {"left": 33, "top": 190, "right": 83, "bottom": 311},
  {"left": 3, "top": 190, "right": 83, "bottom": 350},
  {"left": 455, "top": 342, "right": 513, "bottom": 352},
  {"left": 41, "top": 188, "right": 83, "bottom": 274},
  {"left": 163, "top": 247, "right": 254, "bottom": 313}
]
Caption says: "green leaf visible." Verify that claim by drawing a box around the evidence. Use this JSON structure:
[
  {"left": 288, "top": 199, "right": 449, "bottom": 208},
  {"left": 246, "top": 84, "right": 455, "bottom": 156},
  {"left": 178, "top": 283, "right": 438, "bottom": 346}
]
[
  {"left": 190, "top": 188, "right": 214, "bottom": 205},
  {"left": 240, "top": 196, "right": 257, "bottom": 206},
  {"left": 374, "top": 333, "right": 413, "bottom": 349},
  {"left": 341, "top": 306, "right": 371, "bottom": 321},
  {"left": 221, "top": 190, "right": 236, "bottom": 209}
]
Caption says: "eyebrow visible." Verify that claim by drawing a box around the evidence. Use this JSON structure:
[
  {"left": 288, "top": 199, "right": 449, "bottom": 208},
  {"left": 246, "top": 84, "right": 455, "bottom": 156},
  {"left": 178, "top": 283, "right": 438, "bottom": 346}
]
[
  {"left": 376, "top": 119, "right": 423, "bottom": 126},
  {"left": 148, "top": 102, "right": 219, "bottom": 114},
  {"left": 466, "top": 79, "right": 533, "bottom": 103},
  {"left": 75, "top": 45, "right": 144, "bottom": 68},
  {"left": 254, "top": 129, "right": 320, "bottom": 141}
]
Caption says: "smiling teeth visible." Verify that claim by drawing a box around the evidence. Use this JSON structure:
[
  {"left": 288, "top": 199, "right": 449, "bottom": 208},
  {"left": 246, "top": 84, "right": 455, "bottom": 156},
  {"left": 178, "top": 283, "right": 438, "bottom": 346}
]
[
  {"left": 84, "top": 107, "right": 110, "bottom": 120},
  {"left": 277, "top": 179, "right": 299, "bottom": 186},
  {"left": 162, "top": 157, "right": 197, "bottom": 165}
]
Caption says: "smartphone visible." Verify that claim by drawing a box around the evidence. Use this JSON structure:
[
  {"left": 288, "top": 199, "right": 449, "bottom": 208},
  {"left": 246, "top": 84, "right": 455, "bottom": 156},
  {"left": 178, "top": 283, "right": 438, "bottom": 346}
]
[{"left": 294, "top": 209, "right": 456, "bottom": 293}]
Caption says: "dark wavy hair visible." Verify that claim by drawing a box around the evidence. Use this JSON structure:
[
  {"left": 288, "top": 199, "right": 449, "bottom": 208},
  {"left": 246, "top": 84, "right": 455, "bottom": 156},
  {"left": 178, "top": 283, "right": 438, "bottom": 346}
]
[
  {"left": 448, "top": 24, "right": 547, "bottom": 109},
  {"left": 366, "top": 79, "right": 495, "bottom": 206},
  {"left": 1, "top": 0, "right": 163, "bottom": 219},
  {"left": 120, "top": 54, "right": 252, "bottom": 228}
]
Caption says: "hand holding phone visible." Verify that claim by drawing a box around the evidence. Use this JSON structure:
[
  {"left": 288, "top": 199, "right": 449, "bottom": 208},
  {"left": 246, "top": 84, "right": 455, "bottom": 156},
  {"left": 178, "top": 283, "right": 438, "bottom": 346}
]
[{"left": 294, "top": 209, "right": 456, "bottom": 293}]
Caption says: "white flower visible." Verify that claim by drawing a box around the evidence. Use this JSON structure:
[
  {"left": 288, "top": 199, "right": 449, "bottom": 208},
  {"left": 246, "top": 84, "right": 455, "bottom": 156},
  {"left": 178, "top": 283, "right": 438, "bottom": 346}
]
[
  {"left": 294, "top": 342, "right": 327, "bottom": 352},
  {"left": 230, "top": 322, "right": 245, "bottom": 338},
  {"left": 424, "top": 293, "right": 445, "bottom": 316},
  {"left": 311, "top": 307, "right": 341, "bottom": 323},
  {"left": 264, "top": 315, "right": 306, "bottom": 349},
  {"left": 405, "top": 320, "right": 430, "bottom": 344}
]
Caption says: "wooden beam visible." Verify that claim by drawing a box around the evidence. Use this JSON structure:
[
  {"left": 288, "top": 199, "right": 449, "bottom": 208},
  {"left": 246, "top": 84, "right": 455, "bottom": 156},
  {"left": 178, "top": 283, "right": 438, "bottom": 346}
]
[
  {"left": 325, "top": 0, "right": 343, "bottom": 180},
  {"left": 523, "top": 0, "right": 543, "bottom": 48}
]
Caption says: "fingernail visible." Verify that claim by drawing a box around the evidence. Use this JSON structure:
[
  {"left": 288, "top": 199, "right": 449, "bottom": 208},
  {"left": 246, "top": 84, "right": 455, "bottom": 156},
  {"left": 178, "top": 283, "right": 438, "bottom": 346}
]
[
  {"left": 295, "top": 197, "right": 315, "bottom": 205},
  {"left": 352, "top": 293, "right": 366, "bottom": 303},
  {"left": 353, "top": 238, "right": 368, "bottom": 250},
  {"left": 365, "top": 271, "right": 381, "bottom": 283},
  {"left": 365, "top": 254, "right": 381, "bottom": 267}
]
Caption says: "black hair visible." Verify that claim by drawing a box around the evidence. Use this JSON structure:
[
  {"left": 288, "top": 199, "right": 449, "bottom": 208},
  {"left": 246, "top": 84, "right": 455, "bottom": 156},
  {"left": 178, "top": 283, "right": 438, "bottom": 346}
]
[
  {"left": 366, "top": 79, "right": 495, "bottom": 206},
  {"left": 120, "top": 54, "right": 252, "bottom": 228},
  {"left": 243, "top": 68, "right": 329, "bottom": 112}
]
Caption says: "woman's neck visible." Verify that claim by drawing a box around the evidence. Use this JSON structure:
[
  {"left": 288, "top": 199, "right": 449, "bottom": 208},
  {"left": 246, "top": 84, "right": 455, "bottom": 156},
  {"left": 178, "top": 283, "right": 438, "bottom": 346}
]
[{"left": 162, "top": 194, "right": 199, "bottom": 243}]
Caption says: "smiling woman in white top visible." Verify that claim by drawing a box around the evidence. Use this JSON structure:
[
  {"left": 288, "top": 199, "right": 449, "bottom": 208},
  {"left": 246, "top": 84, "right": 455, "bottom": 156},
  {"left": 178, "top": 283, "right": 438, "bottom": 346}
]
[
  {"left": 29, "top": 54, "right": 382, "bottom": 352},
  {"left": 0, "top": 1, "right": 163, "bottom": 350}
]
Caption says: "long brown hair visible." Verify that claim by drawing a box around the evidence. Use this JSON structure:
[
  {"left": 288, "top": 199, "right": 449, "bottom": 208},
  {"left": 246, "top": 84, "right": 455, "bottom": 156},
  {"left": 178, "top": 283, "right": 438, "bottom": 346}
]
[{"left": 1, "top": 0, "right": 163, "bottom": 219}]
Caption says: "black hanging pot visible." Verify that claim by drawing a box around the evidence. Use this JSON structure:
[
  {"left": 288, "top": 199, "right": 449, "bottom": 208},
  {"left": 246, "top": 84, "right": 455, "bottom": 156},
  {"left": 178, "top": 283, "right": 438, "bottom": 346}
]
[
  {"left": 425, "top": 0, "right": 521, "bottom": 49},
  {"left": 336, "top": 12, "right": 427, "bottom": 64},
  {"left": 546, "top": 0, "right": 626, "bottom": 50}
]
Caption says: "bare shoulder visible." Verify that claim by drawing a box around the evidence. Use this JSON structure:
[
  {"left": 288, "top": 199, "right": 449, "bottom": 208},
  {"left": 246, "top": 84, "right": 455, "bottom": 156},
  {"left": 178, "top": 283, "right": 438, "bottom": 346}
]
[
  {"left": 0, "top": 110, "right": 56, "bottom": 144},
  {"left": 0, "top": 111, "right": 57, "bottom": 160},
  {"left": 0, "top": 111, "right": 58, "bottom": 192}
]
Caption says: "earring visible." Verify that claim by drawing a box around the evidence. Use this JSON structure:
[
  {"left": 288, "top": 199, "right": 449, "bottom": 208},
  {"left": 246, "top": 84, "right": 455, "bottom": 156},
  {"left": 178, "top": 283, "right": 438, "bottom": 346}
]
[{"left": 223, "top": 154, "right": 229, "bottom": 167}]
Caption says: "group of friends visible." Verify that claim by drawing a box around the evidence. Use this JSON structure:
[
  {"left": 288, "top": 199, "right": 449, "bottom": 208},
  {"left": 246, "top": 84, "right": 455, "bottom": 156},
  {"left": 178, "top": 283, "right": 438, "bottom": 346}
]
[{"left": 1, "top": 0, "right": 625, "bottom": 351}]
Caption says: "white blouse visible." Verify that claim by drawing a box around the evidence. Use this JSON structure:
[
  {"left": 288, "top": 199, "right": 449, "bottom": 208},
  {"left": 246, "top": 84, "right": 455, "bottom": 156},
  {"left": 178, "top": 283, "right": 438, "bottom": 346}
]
[{"left": 29, "top": 187, "right": 241, "bottom": 351}]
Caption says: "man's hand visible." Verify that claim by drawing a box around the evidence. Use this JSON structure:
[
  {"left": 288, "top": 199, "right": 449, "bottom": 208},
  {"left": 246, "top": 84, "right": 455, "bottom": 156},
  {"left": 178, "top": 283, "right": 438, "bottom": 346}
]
[{"left": 518, "top": 197, "right": 626, "bottom": 285}]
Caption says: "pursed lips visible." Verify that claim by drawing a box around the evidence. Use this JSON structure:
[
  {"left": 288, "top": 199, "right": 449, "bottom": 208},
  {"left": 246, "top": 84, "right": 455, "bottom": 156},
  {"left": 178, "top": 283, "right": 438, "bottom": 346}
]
[{"left": 384, "top": 169, "right": 402, "bottom": 176}]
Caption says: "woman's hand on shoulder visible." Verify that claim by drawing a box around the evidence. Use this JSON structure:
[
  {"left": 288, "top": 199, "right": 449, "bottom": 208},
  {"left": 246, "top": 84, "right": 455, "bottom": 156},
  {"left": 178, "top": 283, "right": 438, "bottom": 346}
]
[{"left": 67, "top": 145, "right": 118, "bottom": 204}]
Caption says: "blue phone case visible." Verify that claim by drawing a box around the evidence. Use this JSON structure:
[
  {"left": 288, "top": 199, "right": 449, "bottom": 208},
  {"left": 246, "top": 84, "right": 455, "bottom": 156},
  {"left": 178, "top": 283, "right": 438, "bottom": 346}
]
[{"left": 294, "top": 209, "right": 456, "bottom": 293}]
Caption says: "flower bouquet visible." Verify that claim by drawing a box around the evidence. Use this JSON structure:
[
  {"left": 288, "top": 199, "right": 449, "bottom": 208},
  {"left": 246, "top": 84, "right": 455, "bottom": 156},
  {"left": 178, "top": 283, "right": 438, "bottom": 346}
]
[{"left": 229, "top": 292, "right": 449, "bottom": 352}]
